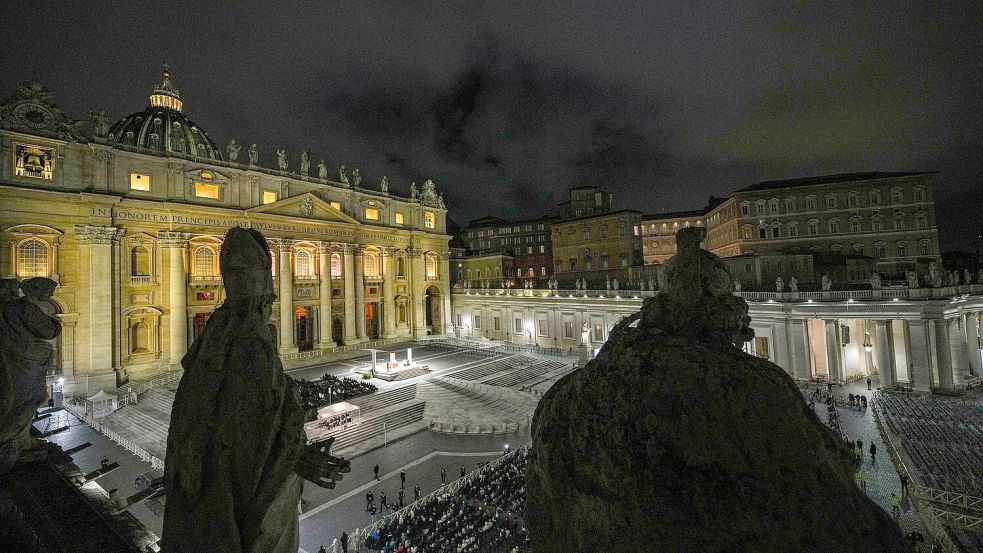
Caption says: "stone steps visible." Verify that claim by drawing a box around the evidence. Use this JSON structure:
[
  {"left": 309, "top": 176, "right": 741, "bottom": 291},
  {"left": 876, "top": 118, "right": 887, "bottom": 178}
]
[
  {"left": 136, "top": 388, "right": 175, "bottom": 417},
  {"left": 330, "top": 401, "right": 427, "bottom": 453},
  {"left": 483, "top": 360, "right": 568, "bottom": 388},
  {"left": 419, "top": 377, "right": 539, "bottom": 433},
  {"left": 99, "top": 403, "right": 170, "bottom": 460},
  {"left": 348, "top": 384, "right": 418, "bottom": 413},
  {"left": 447, "top": 358, "right": 517, "bottom": 381}
]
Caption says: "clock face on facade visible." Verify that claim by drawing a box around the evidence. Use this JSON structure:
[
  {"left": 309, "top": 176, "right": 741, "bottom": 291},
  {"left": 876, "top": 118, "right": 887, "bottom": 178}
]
[{"left": 14, "top": 103, "right": 55, "bottom": 130}]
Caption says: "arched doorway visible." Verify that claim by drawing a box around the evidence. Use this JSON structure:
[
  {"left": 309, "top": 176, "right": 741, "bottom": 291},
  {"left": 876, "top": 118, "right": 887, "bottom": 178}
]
[
  {"left": 295, "top": 306, "right": 313, "bottom": 351},
  {"left": 332, "top": 316, "right": 344, "bottom": 345},
  {"left": 364, "top": 302, "right": 380, "bottom": 340},
  {"left": 424, "top": 286, "right": 441, "bottom": 335}
]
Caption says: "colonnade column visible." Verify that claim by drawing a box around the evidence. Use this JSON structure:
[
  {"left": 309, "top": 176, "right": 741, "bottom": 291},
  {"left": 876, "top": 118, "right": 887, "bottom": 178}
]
[
  {"left": 74, "top": 225, "right": 125, "bottom": 389},
  {"left": 907, "top": 320, "right": 932, "bottom": 392},
  {"left": 440, "top": 251, "right": 454, "bottom": 335},
  {"left": 342, "top": 244, "right": 357, "bottom": 344},
  {"left": 789, "top": 319, "right": 812, "bottom": 379},
  {"left": 354, "top": 245, "right": 366, "bottom": 340},
  {"left": 948, "top": 317, "right": 969, "bottom": 387},
  {"left": 382, "top": 248, "right": 397, "bottom": 339},
  {"left": 276, "top": 240, "right": 298, "bottom": 355},
  {"left": 159, "top": 231, "right": 191, "bottom": 370},
  {"left": 316, "top": 244, "right": 335, "bottom": 349},
  {"left": 969, "top": 313, "right": 983, "bottom": 377},
  {"left": 874, "top": 320, "right": 896, "bottom": 387},
  {"left": 824, "top": 319, "right": 842, "bottom": 382},
  {"left": 408, "top": 247, "right": 427, "bottom": 339},
  {"left": 933, "top": 319, "right": 954, "bottom": 391}
]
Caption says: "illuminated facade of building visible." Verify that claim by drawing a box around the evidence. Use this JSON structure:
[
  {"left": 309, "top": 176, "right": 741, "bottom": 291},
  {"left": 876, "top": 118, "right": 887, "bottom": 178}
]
[
  {"left": 550, "top": 210, "right": 643, "bottom": 284},
  {"left": 0, "top": 73, "right": 452, "bottom": 394}
]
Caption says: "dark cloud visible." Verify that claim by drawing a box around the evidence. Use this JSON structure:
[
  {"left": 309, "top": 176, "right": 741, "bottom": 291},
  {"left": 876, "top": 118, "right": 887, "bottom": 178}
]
[{"left": 0, "top": 1, "right": 980, "bottom": 248}]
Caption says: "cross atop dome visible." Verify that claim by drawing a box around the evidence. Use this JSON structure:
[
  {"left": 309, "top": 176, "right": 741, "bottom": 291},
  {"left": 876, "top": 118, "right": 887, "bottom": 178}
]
[{"left": 149, "top": 64, "right": 183, "bottom": 112}]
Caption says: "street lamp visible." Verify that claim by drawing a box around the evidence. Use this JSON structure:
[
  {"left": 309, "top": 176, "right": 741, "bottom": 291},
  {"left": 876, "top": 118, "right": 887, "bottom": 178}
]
[{"left": 863, "top": 330, "right": 872, "bottom": 353}]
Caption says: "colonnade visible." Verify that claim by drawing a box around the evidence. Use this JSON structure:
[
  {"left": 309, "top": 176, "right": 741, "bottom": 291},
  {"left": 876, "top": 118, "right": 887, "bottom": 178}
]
[{"left": 451, "top": 290, "right": 983, "bottom": 393}]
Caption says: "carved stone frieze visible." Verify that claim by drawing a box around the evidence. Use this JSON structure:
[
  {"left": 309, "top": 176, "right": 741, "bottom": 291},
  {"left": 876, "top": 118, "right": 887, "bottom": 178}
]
[
  {"left": 75, "top": 225, "right": 125, "bottom": 245},
  {"left": 157, "top": 231, "right": 191, "bottom": 248}
]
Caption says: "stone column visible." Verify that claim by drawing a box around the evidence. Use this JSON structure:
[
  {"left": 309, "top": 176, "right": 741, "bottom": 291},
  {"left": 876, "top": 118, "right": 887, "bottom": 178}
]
[
  {"left": 316, "top": 244, "right": 335, "bottom": 348},
  {"left": 934, "top": 319, "right": 954, "bottom": 391},
  {"left": 948, "top": 316, "right": 968, "bottom": 386},
  {"left": 354, "top": 245, "right": 366, "bottom": 340},
  {"left": 875, "top": 320, "right": 896, "bottom": 387},
  {"left": 907, "top": 320, "right": 932, "bottom": 392},
  {"left": 789, "top": 318, "right": 812, "bottom": 379},
  {"left": 159, "top": 232, "right": 191, "bottom": 370},
  {"left": 824, "top": 319, "right": 842, "bottom": 382},
  {"left": 440, "top": 251, "right": 454, "bottom": 335},
  {"left": 408, "top": 247, "right": 427, "bottom": 339},
  {"left": 772, "top": 318, "right": 790, "bottom": 374},
  {"left": 969, "top": 313, "right": 983, "bottom": 377},
  {"left": 276, "top": 240, "right": 298, "bottom": 355},
  {"left": 382, "top": 248, "right": 397, "bottom": 339},
  {"left": 342, "top": 244, "right": 358, "bottom": 344},
  {"left": 74, "top": 225, "right": 124, "bottom": 391}
]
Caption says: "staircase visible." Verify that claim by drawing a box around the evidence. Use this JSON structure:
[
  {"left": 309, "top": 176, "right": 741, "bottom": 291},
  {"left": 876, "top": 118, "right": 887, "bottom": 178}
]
[
  {"left": 483, "top": 360, "right": 568, "bottom": 388},
  {"left": 447, "top": 356, "right": 526, "bottom": 381},
  {"left": 330, "top": 401, "right": 428, "bottom": 454},
  {"left": 348, "top": 384, "right": 418, "bottom": 413}
]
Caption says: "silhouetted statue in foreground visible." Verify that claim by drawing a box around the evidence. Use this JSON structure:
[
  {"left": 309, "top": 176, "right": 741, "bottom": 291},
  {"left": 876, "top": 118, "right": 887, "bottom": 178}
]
[
  {"left": 0, "top": 277, "right": 61, "bottom": 472},
  {"left": 162, "top": 227, "right": 349, "bottom": 553},
  {"left": 526, "top": 227, "right": 906, "bottom": 552}
]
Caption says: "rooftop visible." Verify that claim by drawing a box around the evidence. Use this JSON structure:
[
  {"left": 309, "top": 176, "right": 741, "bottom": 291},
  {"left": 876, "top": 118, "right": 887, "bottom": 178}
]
[{"left": 734, "top": 171, "right": 935, "bottom": 193}]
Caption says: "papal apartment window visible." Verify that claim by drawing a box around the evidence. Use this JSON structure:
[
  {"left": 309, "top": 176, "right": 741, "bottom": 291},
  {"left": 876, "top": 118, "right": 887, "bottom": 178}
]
[
  {"left": 914, "top": 188, "right": 925, "bottom": 202},
  {"left": 262, "top": 190, "right": 278, "bottom": 204},
  {"left": 130, "top": 172, "right": 152, "bottom": 191},
  {"left": 826, "top": 196, "right": 836, "bottom": 209},
  {"left": 741, "top": 204, "right": 750, "bottom": 216},
  {"left": 806, "top": 197, "right": 817, "bottom": 210},
  {"left": 898, "top": 245, "right": 908, "bottom": 257},
  {"left": 785, "top": 198, "right": 795, "bottom": 212}
]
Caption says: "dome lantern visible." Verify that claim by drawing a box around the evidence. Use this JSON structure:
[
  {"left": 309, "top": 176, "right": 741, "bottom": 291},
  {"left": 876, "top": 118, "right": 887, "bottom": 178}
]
[{"left": 149, "top": 65, "right": 183, "bottom": 112}]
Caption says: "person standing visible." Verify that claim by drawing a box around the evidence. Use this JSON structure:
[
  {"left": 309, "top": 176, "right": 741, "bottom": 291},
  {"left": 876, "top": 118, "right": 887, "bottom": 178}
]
[
  {"left": 374, "top": 464, "right": 380, "bottom": 480},
  {"left": 318, "top": 546, "right": 327, "bottom": 553},
  {"left": 380, "top": 491, "right": 388, "bottom": 513},
  {"left": 858, "top": 468, "right": 868, "bottom": 491},
  {"left": 366, "top": 491, "right": 374, "bottom": 512},
  {"left": 460, "top": 464, "right": 466, "bottom": 478},
  {"left": 867, "top": 377, "right": 872, "bottom": 390},
  {"left": 900, "top": 473, "right": 909, "bottom": 495},
  {"left": 414, "top": 484, "right": 421, "bottom": 502},
  {"left": 870, "top": 443, "right": 877, "bottom": 466},
  {"left": 890, "top": 493, "right": 901, "bottom": 516},
  {"left": 341, "top": 531, "right": 349, "bottom": 553},
  {"left": 400, "top": 469, "right": 406, "bottom": 490},
  {"left": 369, "top": 503, "right": 377, "bottom": 522},
  {"left": 440, "top": 467, "right": 446, "bottom": 484},
  {"left": 398, "top": 488, "right": 405, "bottom": 508}
]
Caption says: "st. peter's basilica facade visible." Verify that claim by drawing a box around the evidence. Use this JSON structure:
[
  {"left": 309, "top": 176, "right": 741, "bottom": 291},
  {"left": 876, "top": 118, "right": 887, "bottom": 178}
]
[{"left": 0, "top": 71, "right": 453, "bottom": 394}]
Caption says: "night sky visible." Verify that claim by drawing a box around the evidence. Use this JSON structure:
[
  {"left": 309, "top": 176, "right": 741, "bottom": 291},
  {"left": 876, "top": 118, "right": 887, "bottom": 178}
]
[{"left": 1, "top": 2, "right": 980, "bottom": 251}]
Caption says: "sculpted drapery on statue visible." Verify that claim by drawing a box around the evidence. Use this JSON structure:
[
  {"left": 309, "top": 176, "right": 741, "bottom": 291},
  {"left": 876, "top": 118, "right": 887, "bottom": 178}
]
[
  {"left": 226, "top": 139, "right": 241, "bottom": 162},
  {"left": 248, "top": 143, "right": 259, "bottom": 165},
  {"left": 0, "top": 277, "right": 62, "bottom": 471},
  {"left": 162, "top": 227, "right": 349, "bottom": 553}
]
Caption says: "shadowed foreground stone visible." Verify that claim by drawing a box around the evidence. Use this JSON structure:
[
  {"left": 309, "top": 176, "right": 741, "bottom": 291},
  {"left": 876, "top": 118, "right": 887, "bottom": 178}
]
[{"left": 526, "top": 227, "right": 906, "bottom": 552}]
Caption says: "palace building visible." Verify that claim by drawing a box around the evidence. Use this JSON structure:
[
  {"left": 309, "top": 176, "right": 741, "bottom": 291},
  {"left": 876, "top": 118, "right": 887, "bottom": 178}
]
[{"left": 0, "top": 72, "right": 453, "bottom": 394}]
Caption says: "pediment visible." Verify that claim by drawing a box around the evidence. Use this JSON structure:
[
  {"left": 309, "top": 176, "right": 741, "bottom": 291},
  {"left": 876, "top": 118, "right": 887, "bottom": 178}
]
[{"left": 247, "top": 193, "right": 358, "bottom": 224}]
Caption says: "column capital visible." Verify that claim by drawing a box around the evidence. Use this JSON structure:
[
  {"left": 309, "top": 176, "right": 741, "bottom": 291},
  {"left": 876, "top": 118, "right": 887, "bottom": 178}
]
[
  {"left": 315, "top": 241, "right": 334, "bottom": 253},
  {"left": 342, "top": 243, "right": 363, "bottom": 255},
  {"left": 268, "top": 238, "right": 297, "bottom": 251},
  {"left": 75, "top": 225, "right": 125, "bottom": 245},
  {"left": 406, "top": 246, "right": 423, "bottom": 257},
  {"left": 380, "top": 246, "right": 400, "bottom": 257},
  {"left": 157, "top": 231, "right": 191, "bottom": 248}
]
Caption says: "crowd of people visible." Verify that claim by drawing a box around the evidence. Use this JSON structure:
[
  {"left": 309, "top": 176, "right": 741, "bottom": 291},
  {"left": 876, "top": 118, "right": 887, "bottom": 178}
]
[
  {"left": 296, "top": 374, "right": 377, "bottom": 414},
  {"left": 360, "top": 449, "right": 531, "bottom": 553}
]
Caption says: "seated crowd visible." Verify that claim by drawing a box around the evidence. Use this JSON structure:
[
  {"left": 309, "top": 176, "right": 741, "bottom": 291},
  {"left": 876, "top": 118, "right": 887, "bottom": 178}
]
[
  {"left": 321, "top": 412, "right": 353, "bottom": 431},
  {"left": 364, "top": 449, "right": 531, "bottom": 553},
  {"left": 296, "top": 374, "right": 377, "bottom": 413}
]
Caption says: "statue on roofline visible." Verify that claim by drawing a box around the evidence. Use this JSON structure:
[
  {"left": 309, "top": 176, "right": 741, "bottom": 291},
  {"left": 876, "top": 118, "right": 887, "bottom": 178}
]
[
  {"left": 248, "top": 143, "right": 259, "bottom": 165},
  {"left": 226, "top": 139, "right": 241, "bottom": 162}
]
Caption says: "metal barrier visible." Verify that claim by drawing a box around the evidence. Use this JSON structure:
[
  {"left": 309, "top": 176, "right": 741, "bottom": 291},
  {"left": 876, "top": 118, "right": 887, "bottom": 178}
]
[{"left": 63, "top": 403, "right": 166, "bottom": 471}]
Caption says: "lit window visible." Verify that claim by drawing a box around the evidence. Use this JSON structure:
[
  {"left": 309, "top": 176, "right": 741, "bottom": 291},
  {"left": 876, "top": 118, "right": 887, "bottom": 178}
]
[
  {"left": 195, "top": 182, "right": 220, "bottom": 199},
  {"left": 424, "top": 211, "right": 436, "bottom": 229},
  {"left": 130, "top": 172, "right": 152, "bottom": 191},
  {"left": 364, "top": 208, "right": 380, "bottom": 220},
  {"left": 14, "top": 144, "right": 54, "bottom": 180},
  {"left": 193, "top": 246, "right": 217, "bottom": 276},
  {"left": 330, "top": 201, "right": 342, "bottom": 211},
  {"left": 363, "top": 253, "right": 379, "bottom": 276},
  {"left": 17, "top": 238, "right": 49, "bottom": 278},
  {"left": 330, "top": 253, "right": 342, "bottom": 277},
  {"left": 295, "top": 250, "right": 314, "bottom": 277},
  {"left": 395, "top": 212, "right": 405, "bottom": 225},
  {"left": 426, "top": 253, "right": 438, "bottom": 278},
  {"left": 262, "top": 190, "right": 277, "bottom": 204}
]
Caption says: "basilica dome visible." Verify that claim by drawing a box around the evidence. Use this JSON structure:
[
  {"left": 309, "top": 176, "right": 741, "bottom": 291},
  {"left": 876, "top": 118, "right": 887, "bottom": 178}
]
[{"left": 107, "top": 69, "right": 223, "bottom": 161}]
